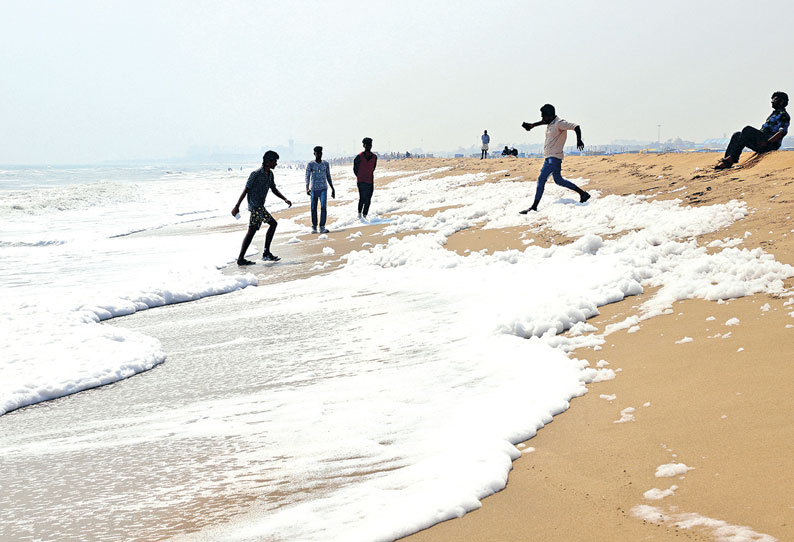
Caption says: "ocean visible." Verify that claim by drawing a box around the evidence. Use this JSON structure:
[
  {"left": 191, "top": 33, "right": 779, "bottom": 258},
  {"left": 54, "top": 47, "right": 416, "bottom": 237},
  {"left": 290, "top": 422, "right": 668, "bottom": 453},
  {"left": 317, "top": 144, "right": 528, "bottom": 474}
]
[{"left": 1, "top": 163, "right": 791, "bottom": 541}]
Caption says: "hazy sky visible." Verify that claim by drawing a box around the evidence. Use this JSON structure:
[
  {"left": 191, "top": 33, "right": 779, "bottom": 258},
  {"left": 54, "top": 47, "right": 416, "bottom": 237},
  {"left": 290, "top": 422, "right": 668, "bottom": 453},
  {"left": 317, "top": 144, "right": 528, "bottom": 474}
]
[{"left": 2, "top": 0, "right": 792, "bottom": 163}]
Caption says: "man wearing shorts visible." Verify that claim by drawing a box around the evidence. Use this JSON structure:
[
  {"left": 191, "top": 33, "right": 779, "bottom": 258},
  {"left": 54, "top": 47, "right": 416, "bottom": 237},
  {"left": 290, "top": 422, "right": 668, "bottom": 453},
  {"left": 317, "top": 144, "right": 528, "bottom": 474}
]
[
  {"left": 353, "top": 137, "right": 377, "bottom": 221},
  {"left": 481, "top": 130, "right": 490, "bottom": 159},
  {"left": 231, "top": 150, "right": 292, "bottom": 265},
  {"left": 519, "top": 104, "right": 590, "bottom": 213}
]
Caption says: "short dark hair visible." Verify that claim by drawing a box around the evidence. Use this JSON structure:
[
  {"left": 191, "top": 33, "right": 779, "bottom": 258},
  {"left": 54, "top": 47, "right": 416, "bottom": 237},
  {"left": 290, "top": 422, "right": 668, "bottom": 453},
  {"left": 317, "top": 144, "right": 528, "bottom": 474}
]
[
  {"left": 362, "top": 137, "right": 373, "bottom": 145},
  {"left": 313, "top": 146, "right": 323, "bottom": 153},
  {"left": 773, "top": 91, "right": 789, "bottom": 106},
  {"left": 263, "top": 150, "right": 279, "bottom": 162},
  {"left": 540, "top": 104, "right": 556, "bottom": 117}
]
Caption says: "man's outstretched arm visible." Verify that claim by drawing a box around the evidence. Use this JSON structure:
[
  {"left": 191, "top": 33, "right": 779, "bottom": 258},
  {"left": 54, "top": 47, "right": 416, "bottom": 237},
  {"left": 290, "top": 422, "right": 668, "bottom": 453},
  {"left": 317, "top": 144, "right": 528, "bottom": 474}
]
[
  {"left": 521, "top": 118, "right": 552, "bottom": 131},
  {"left": 574, "top": 126, "right": 585, "bottom": 151}
]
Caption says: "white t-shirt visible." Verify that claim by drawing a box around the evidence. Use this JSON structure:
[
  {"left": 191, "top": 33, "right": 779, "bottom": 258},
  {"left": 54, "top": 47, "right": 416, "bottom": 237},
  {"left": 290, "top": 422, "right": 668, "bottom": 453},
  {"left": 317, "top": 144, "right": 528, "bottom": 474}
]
[{"left": 544, "top": 117, "right": 578, "bottom": 159}]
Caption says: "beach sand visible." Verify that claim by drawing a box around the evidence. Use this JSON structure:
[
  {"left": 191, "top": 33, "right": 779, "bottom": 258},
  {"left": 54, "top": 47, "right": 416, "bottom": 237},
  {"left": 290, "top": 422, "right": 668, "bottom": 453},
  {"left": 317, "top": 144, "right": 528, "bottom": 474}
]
[
  {"left": 224, "top": 151, "right": 793, "bottom": 541},
  {"left": 391, "top": 153, "right": 794, "bottom": 541}
]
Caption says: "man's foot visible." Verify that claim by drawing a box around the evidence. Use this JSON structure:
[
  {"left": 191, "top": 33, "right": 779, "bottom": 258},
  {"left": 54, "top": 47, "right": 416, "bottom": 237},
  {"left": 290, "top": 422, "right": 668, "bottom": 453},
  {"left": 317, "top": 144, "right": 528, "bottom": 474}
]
[
  {"left": 580, "top": 192, "right": 591, "bottom": 203},
  {"left": 714, "top": 158, "right": 733, "bottom": 170},
  {"left": 262, "top": 252, "right": 281, "bottom": 262},
  {"left": 519, "top": 207, "right": 537, "bottom": 214},
  {"left": 237, "top": 258, "right": 255, "bottom": 266},
  {"left": 311, "top": 227, "right": 318, "bottom": 234},
  {"left": 320, "top": 227, "right": 330, "bottom": 233}
]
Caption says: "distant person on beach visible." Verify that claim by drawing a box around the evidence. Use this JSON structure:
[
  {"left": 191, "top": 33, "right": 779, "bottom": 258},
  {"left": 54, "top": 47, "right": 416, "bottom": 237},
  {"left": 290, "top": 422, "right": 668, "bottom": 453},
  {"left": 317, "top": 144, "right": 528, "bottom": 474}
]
[
  {"left": 231, "top": 150, "right": 292, "bottom": 265},
  {"left": 305, "top": 146, "right": 335, "bottom": 234},
  {"left": 519, "top": 104, "right": 590, "bottom": 213},
  {"left": 354, "top": 137, "right": 377, "bottom": 221},
  {"left": 715, "top": 91, "right": 790, "bottom": 170},
  {"left": 481, "top": 130, "right": 490, "bottom": 159}
]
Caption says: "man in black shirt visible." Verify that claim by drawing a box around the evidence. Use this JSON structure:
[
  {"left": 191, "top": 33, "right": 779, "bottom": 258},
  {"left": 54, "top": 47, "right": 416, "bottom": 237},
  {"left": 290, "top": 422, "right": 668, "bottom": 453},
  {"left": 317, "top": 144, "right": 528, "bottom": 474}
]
[
  {"left": 715, "top": 92, "right": 790, "bottom": 169},
  {"left": 231, "top": 151, "right": 292, "bottom": 265}
]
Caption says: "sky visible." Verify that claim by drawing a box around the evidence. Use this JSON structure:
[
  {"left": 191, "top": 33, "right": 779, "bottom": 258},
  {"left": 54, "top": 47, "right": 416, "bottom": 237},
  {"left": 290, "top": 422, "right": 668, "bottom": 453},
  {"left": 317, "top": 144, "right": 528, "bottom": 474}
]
[{"left": 1, "top": 0, "right": 793, "bottom": 163}]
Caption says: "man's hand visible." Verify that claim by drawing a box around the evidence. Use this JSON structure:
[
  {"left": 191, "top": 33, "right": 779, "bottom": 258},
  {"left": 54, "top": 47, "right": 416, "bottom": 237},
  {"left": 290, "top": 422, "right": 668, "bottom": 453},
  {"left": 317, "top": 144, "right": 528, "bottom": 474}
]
[
  {"left": 285, "top": 199, "right": 292, "bottom": 208},
  {"left": 306, "top": 188, "right": 311, "bottom": 196},
  {"left": 521, "top": 121, "right": 533, "bottom": 131},
  {"left": 759, "top": 139, "right": 771, "bottom": 151},
  {"left": 331, "top": 189, "right": 336, "bottom": 199},
  {"left": 577, "top": 139, "right": 585, "bottom": 151},
  {"left": 231, "top": 205, "right": 239, "bottom": 217}
]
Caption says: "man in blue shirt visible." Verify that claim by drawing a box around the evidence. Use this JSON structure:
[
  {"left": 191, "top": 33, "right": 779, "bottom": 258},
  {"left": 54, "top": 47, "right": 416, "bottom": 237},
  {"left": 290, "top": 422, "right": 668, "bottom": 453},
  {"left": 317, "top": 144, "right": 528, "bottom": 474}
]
[
  {"left": 231, "top": 150, "right": 292, "bottom": 265},
  {"left": 305, "top": 146, "right": 335, "bottom": 234},
  {"left": 481, "top": 130, "right": 490, "bottom": 159},
  {"left": 715, "top": 91, "right": 789, "bottom": 169}
]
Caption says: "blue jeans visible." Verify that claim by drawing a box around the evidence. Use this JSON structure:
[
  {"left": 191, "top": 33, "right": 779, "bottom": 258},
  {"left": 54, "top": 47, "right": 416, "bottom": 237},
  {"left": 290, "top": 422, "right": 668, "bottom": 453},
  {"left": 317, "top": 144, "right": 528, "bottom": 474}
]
[
  {"left": 311, "top": 189, "right": 327, "bottom": 228},
  {"left": 534, "top": 157, "right": 581, "bottom": 201}
]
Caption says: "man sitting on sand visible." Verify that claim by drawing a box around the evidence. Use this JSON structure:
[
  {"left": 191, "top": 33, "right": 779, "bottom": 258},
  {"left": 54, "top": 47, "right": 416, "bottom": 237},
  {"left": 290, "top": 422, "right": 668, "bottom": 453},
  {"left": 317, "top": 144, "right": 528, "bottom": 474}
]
[
  {"left": 305, "top": 146, "right": 335, "bottom": 234},
  {"left": 231, "top": 150, "right": 292, "bottom": 265},
  {"left": 519, "top": 104, "right": 590, "bottom": 213},
  {"left": 715, "top": 91, "right": 789, "bottom": 170}
]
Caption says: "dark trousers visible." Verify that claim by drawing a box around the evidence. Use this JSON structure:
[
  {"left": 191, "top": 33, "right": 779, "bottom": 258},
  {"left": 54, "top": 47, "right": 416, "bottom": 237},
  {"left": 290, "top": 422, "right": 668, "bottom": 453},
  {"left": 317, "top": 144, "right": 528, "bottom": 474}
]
[
  {"left": 724, "top": 126, "right": 771, "bottom": 163},
  {"left": 357, "top": 182, "right": 373, "bottom": 216}
]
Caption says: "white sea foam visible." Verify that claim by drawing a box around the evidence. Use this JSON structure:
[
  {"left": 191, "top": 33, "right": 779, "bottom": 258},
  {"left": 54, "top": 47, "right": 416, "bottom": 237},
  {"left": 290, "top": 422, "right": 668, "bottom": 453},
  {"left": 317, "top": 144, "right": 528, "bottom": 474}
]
[
  {"left": 655, "top": 462, "right": 695, "bottom": 477},
  {"left": 2, "top": 163, "right": 793, "bottom": 542},
  {"left": 631, "top": 505, "right": 776, "bottom": 541}
]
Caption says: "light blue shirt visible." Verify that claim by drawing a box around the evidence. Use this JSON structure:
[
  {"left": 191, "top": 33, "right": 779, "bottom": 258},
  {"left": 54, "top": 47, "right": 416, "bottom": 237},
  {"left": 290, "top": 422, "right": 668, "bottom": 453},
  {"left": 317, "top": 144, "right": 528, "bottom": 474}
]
[
  {"left": 482, "top": 133, "right": 490, "bottom": 144},
  {"left": 305, "top": 160, "right": 332, "bottom": 191}
]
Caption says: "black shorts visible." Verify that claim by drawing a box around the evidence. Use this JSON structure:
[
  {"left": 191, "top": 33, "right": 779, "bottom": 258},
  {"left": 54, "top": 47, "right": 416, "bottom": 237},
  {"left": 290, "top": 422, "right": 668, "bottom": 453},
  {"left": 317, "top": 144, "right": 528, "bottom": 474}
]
[{"left": 249, "top": 207, "right": 273, "bottom": 230}]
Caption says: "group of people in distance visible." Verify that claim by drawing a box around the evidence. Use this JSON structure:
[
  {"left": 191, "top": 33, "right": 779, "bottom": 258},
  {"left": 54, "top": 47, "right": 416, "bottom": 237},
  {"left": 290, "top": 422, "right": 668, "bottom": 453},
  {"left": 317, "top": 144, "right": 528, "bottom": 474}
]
[
  {"left": 232, "top": 92, "right": 789, "bottom": 266},
  {"left": 232, "top": 137, "right": 377, "bottom": 266}
]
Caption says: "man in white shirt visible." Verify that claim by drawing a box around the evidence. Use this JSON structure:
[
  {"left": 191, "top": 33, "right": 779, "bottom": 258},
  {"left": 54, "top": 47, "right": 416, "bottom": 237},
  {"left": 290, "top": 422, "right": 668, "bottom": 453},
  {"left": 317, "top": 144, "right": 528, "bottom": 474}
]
[
  {"left": 519, "top": 104, "right": 590, "bottom": 213},
  {"left": 481, "top": 130, "right": 490, "bottom": 159},
  {"left": 305, "top": 146, "right": 335, "bottom": 233}
]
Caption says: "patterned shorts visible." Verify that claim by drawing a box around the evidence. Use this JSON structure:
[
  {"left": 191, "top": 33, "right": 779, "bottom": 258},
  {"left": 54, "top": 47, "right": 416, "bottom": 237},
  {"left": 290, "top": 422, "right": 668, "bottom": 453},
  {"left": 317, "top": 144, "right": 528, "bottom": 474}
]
[{"left": 249, "top": 207, "right": 273, "bottom": 230}]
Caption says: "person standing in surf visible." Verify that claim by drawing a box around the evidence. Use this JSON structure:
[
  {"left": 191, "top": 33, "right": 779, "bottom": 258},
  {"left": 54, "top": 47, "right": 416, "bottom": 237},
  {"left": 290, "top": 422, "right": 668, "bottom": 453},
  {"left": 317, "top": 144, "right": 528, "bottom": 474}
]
[
  {"left": 305, "top": 146, "right": 335, "bottom": 234},
  {"left": 231, "top": 150, "right": 292, "bottom": 265},
  {"left": 519, "top": 104, "right": 590, "bottom": 213},
  {"left": 353, "top": 137, "right": 377, "bottom": 221}
]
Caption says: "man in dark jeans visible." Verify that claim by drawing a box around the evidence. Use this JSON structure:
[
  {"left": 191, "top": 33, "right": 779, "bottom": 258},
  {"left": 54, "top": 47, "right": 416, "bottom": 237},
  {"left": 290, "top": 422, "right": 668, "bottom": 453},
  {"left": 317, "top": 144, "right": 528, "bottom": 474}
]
[
  {"left": 715, "top": 91, "right": 789, "bottom": 169},
  {"left": 353, "top": 137, "right": 377, "bottom": 221}
]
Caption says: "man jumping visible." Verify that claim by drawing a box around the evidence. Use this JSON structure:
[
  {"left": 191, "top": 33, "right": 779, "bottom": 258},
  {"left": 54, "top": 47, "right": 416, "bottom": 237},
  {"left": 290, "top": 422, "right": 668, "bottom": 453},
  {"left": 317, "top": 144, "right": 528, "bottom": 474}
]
[{"left": 519, "top": 104, "right": 590, "bottom": 213}]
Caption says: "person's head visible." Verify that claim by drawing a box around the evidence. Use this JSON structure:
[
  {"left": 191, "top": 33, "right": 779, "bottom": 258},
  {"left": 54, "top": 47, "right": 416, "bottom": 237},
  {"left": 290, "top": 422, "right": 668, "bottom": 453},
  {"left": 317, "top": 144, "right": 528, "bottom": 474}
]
[
  {"left": 484, "top": 129, "right": 488, "bottom": 134},
  {"left": 362, "top": 137, "right": 373, "bottom": 152},
  {"left": 262, "top": 150, "right": 279, "bottom": 168},
  {"left": 313, "top": 145, "right": 323, "bottom": 161},
  {"left": 772, "top": 91, "right": 789, "bottom": 109},
  {"left": 540, "top": 104, "right": 556, "bottom": 122}
]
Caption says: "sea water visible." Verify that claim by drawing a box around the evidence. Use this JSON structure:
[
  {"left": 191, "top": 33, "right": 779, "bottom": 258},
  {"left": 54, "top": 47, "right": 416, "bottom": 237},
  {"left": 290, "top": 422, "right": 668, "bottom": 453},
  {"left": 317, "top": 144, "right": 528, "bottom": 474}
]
[
  {"left": 1, "top": 163, "right": 792, "bottom": 542},
  {"left": 0, "top": 163, "right": 311, "bottom": 415}
]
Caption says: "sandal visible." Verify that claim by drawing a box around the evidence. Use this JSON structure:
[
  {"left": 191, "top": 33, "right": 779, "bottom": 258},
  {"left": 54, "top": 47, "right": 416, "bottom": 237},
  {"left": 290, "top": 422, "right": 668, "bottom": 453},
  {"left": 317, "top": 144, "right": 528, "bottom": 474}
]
[{"left": 714, "top": 158, "right": 733, "bottom": 170}]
